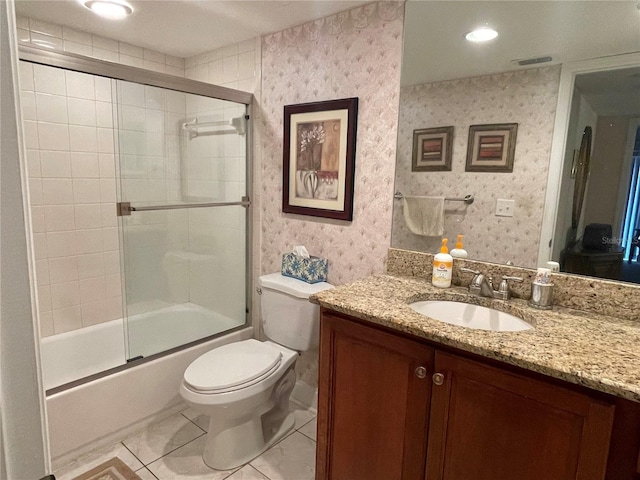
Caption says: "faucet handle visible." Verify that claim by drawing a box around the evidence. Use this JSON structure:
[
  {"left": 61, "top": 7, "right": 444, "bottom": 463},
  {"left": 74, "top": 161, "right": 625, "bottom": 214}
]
[
  {"left": 496, "top": 276, "right": 523, "bottom": 300},
  {"left": 459, "top": 267, "right": 480, "bottom": 276}
]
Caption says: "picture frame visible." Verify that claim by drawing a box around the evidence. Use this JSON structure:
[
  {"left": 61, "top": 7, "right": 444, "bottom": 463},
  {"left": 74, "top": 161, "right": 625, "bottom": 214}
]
[
  {"left": 283, "top": 97, "right": 358, "bottom": 221},
  {"left": 465, "top": 123, "right": 518, "bottom": 172},
  {"left": 411, "top": 126, "right": 454, "bottom": 172}
]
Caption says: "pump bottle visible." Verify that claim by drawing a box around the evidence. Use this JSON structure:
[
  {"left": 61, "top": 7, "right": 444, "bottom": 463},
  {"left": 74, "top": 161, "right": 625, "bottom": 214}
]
[{"left": 432, "top": 238, "right": 453, "bottom": 288}]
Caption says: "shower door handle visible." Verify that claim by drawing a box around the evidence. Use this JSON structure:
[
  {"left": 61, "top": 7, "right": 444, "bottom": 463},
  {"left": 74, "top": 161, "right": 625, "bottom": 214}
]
[{"left": 117, "top": 196, "right": 251, "bottom": 216}]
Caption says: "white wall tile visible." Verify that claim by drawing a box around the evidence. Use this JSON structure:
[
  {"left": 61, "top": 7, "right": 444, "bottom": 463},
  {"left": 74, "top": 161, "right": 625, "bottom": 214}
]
[
  {"left": 79, "top": 276, "right": 106, "bottom": 303},
  {"left": 99, "top": 178, "right": 117, "bottom": 203},
  {"left": 29, "top": 18, "right": 62, "bottom": 38},
  {"left": 31, "top": 31, "right": 63, "bottom": 50},
  {"left": 63, "top": 41, "right": 93, "bottom": 57},
  {"left": 102, "top": 227, "right": 119, "bottom": 251},
  {"left": 73, "top": 179, "right": 102, "bottom": 203},
  {"left": 33, "top": 233, "right": 48, "bottom": 260},
  {"left": 77, "top": 253, "right": 105, "bottom": 279},
  {"left": 71, "top": 152, "right": 100, "bottom": 178},
  {"left": 165, "top": 55, "right": 184, "bottom": 68},
  {"left": 46, "top": 231, "right": 77, "bottom": 258},
  {"left": 42, "top": 178, "right": 74, "bottom": 205},
  {"left": 238, "top": 51, "right": 255, "bottom": 80},
  {"left": 99, "top": 153, "right": 116, "bottom": 177},
  {"left": 81, "top": 300, "right": 107, "bottom": 326},
  {"left": 74, "top": 204, "right": 103, "bottom": 229},
  {"left": 35, "top": 93, "right": 68, "bottom": 123},
  {"left": 50, "top": 281, "right": 80, "bottom": 309},
  {"left": 105, "top": 295, "right": 123, "bottom": 321},
  {"left": 69, "top": 125, "right": 98, "bottom": 152},
  {"left": 23, "top": 120, "right": 39, "bottom": 149},
  {"left": 76, "top": 229, "right": 104, "bottom": 254},
  {"left": 39, "top": 311, "right": 54, "bottom": 338},
  {"left": 21, "top": 90, "right": 36, "bottom": 120},
  {"left": 96, "top": 101, "right": 113, "bottom": 128},
  {"left": 31, "top": 206, "right": 46, "bottom": 233},
  {"left": 97, "top": 128, "right": 115, "bottom": 153},
  {"left": 103, "top": 251, "right": 120, "bottom": 275},
  {"left": 94, "top": 77, "right": 112, "bottom": 102},
  {"left": 119, "top": 42, "right": 143, "bottom": 58},
  {"left": 25, "top": 149, "right": 41, "bottom": 178},
  {"left": 119, "top": 54, "right": 145, "bottom": 68},
  {"left": 65, "top": 70, "right": 95, "bottom": 100},
  {"left": 67, "top": 97, "right": 96, "bottom": 126},
  {"left": 92, "top": 35, "right": 118, "bottom": 52},
  {"left": 34, "top": 64, "right": 66, "bottom": 95},
  {"left": 40, "top": 151, "right": 71, "bottom": 178},
  {"left": 35, "top": 260, "right": 50, "bottom": 286},
  {"left": 62, "top": 27, "right": 91, "bottom": 45},
  {"left": 119, "top": 82, "right": 145, "bottom": 108},
  {"left": 104, "top": 273, "right": 121, "bottom": 298},
  {"left": 93, "top": 48, "right": 119, "bottom": 63},
  {"left": 52, "top": 305, "right": 82, "bottom": 334},
  {"left": 48, "top": 257, "right": 79, "bottom": 284},
  {"left": 101, "top": 204, "right": 117, "bottom": 227},
  {"left": 18, "top": 61, "right": 34, "bottom": 91},
  {"left": 29, "top": 178, "right": 43, "bottom": 206},
  {"left": 37, "top": 285, "right": 52, "bottom": 313},
  {"left": 37, "top": 122, "right": 69, "bottom": 151},
  {"left": 44, "top": 205, "right": 75, "bottom": 232},
  {"left": 143, "top": 48, "right": 165, "bottom": 64}
]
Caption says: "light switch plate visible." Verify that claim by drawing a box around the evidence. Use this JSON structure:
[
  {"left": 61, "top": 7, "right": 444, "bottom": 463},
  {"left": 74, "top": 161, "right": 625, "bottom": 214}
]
[{"left": 496, "top": 199, "right": 515, "bottom": 217}]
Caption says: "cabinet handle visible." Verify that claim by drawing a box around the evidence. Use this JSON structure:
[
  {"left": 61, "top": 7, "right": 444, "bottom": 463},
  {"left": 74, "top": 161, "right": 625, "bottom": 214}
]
[
  {"left": 432, "top": 372, "right": 445, "bottom": 386},
  {"left": 415, "top": 366, "right": 427, "bottom": 379}
]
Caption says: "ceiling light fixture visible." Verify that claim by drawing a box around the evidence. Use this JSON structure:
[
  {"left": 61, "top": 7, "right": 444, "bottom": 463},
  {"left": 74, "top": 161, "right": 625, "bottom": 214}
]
[
  {"left": 465, "top": 26, "right": 498, "bottom": 43},
  {"left": 81, "top": 0, "right": 133, "bottom": 19}
]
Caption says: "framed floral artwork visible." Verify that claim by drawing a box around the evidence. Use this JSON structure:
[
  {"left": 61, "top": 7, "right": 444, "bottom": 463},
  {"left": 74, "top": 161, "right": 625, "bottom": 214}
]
[
  {"left": 282, "top": 97, "right": 358, "bottom": 221},
  {"left": 411, "top": 126, "right": 454, "bottom": 172},
  {"left": 465, "top": 123, "right": 518, "bottom": 172}
]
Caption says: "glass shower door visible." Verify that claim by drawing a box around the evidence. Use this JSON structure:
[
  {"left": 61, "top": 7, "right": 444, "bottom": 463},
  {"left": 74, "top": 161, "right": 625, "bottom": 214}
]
[{"left": 114, "top": 81, "right": 249, "bottom": 360}]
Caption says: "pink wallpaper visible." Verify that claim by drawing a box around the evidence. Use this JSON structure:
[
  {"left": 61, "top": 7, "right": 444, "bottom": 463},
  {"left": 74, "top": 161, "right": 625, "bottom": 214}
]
[{"left": 259, "top": 1, "right": 405, "bottom": 285}]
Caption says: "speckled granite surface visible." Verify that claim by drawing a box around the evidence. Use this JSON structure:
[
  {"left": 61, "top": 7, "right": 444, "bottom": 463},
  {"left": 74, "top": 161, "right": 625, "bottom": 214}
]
[
  {"left": 387, "top": 248, "right": 640, "bottom": 322},
  {"left": 311, "top": 274, "right": 640, "bottom": 402}
]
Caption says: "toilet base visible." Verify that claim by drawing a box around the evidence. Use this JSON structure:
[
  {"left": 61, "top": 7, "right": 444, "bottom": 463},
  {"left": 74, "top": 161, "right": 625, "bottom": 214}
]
[
  {"left": 203, "top": 411, "right": 295, "bottom": 470},
  {"left": 201, "top": 366, "right": 297, "bottom": 470}
]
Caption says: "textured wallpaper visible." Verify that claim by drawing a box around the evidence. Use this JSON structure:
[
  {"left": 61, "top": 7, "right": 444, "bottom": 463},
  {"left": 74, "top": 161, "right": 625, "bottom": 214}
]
[
  {"left": 259, "top": 1, "right": 405, "bottom": 286},
  {"left": 391, "top": 66, "right": 562, "bottom": 268}
]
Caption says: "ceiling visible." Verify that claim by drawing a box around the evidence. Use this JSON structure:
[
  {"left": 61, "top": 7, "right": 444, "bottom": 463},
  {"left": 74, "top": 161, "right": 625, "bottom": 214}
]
[
  {"left": 402, "top": 1, "right": 640, "bottom": 86},
  {"left": 14, "top": 0, "right": 370, "bottom": 58}
]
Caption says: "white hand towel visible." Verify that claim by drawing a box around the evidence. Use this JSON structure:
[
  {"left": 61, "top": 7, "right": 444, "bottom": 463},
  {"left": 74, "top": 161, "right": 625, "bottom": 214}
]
[{"left": 402, "top": 196, "right": 445, "bottom": 236}]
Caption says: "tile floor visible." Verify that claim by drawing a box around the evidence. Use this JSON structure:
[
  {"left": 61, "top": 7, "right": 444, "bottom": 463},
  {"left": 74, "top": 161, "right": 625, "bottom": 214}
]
[{"left": 54, "top": 404, "right": 318, "bottom": 480}]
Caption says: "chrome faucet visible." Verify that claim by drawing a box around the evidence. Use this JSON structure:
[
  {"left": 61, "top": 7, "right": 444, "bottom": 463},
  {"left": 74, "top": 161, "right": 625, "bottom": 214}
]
[{"left": 460, "top": 268, "right": 523, "bottom": 300}]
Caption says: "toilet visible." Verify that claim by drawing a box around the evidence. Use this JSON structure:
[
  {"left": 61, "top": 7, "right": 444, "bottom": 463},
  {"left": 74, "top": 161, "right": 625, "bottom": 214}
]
[{"left": 179, "top": 272, "right": 333, "bottom": 470}]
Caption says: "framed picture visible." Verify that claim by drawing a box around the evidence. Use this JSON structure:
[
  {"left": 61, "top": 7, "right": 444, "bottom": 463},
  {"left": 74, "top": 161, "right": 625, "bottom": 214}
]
[
  {"left": 283, "top": 97, "right": 358, "bottom": 221},
  {"left": 465, "top": 123, "right": 518, "bottom": 172},
  {"left": 412, "top": 126, "right": 453, "bottom": 172}
]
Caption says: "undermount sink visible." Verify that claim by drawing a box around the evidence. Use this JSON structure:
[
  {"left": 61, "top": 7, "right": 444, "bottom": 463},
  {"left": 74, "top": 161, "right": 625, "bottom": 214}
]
[{"left": 409, "top": 300, "right": 532, "bottom": 332}]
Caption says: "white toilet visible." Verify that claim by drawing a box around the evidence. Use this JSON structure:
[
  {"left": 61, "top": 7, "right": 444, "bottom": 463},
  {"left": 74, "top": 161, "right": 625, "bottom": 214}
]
[{"left": 179, "top": 272, "right": 333, "bottom": 470}]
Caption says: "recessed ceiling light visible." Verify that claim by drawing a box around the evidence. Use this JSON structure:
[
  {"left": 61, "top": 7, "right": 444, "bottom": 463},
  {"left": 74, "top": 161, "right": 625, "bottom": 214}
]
[
  {"left": 465, "top": 26, "right": 498, "bottom": 43},
  {"left": 81, "top": 0, "right": 133, "bottom": 19}
]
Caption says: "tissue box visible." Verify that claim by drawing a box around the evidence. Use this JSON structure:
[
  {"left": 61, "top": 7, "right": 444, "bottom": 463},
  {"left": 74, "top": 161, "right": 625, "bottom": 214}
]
[{"left": 281, "top": 253, "right": 328, "bottom": 284}]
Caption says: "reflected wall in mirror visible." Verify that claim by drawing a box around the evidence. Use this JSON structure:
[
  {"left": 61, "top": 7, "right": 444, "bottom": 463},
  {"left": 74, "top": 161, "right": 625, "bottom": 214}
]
[{"left": 391, "top": 1, "right": 640, "bottom": 282}]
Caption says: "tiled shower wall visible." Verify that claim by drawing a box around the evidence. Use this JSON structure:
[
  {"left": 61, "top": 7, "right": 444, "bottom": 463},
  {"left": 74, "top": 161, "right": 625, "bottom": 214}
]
[{"left": 17, "top": 15, "right": 260, "bottom": 337}]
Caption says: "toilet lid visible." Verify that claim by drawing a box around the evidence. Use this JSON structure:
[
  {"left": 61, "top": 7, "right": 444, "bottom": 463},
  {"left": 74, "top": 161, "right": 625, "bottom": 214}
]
[{"left": 184, "top": 339, "right": 282, "bottom": 393}]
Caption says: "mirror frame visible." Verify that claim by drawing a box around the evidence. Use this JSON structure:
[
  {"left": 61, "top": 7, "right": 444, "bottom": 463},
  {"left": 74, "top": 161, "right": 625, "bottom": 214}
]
[{"left": 537, "top": 51, "right": 640, "bottom": 267}]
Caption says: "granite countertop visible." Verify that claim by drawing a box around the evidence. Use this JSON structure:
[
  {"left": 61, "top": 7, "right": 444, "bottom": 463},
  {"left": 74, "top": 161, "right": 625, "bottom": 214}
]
[{"left": 310, "top": 274, "right": 640, "bottom": 403}]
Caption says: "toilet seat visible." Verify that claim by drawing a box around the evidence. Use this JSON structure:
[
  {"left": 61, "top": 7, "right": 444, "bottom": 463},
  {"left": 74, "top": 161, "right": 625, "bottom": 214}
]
[{"left": 184, "top": 339, "right": 283, "bottom": 394}]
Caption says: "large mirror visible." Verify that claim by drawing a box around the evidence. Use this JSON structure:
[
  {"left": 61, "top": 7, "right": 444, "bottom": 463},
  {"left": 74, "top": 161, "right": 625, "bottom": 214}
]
[{"left": 391, "top": 1, "right": 640, "bottom": 283}]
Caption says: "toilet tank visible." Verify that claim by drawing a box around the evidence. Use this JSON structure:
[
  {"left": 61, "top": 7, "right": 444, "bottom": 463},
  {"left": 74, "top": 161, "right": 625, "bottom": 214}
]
[{"left": 258, "top": 273, "right": 333, "bottom": 351}]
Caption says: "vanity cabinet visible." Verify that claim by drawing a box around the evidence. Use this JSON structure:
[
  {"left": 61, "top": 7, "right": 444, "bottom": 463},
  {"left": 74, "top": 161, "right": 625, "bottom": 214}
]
[{"left": 316, "top": 309, "right": 636, "bottom": 480}]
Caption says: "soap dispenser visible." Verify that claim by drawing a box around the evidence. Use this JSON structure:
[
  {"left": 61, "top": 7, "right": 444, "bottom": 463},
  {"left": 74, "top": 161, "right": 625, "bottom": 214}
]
[
  {"left": 432, "top": 238, "right": 453, "bottom": 288},
  {"left": 450, "top": 234, "right": 468, "bottom": 259}
]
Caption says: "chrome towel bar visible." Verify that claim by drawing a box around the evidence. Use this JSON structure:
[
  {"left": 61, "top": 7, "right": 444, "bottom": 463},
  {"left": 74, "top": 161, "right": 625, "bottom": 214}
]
[{"left": 394, "top": 191, "right": 474, "bottom": 205}]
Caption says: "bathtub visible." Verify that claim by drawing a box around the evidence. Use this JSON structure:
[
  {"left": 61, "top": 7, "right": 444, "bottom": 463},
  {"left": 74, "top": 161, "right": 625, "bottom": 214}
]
[
  {"left": 40, "top": 302, "right": 242, "bottom": 391},
  {"left": 42, "top": 302, "right": 253, "bottom": 461}
]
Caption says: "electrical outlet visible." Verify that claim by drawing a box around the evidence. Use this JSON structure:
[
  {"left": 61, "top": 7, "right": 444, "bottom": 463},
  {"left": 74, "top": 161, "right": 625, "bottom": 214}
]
[{"left": 496, "top": 199, "right": 515, "bottom": 217}]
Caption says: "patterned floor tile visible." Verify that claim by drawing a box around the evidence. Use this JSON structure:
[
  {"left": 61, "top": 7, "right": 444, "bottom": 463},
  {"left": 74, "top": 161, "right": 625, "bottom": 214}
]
[{"left": 250, "top": 431, "right": 316, "bottom": 480}]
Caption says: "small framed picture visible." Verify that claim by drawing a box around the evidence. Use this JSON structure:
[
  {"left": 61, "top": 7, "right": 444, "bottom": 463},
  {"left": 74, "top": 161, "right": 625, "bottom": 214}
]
[
  {"left": 283, "top": 98, "right": 358, "bottom": 221},
  {"left": 411, "top": 126, "right": 454, "bottom": 172},
  {"left": 465, "top": 123, "right": 518, "bottom": 172}
]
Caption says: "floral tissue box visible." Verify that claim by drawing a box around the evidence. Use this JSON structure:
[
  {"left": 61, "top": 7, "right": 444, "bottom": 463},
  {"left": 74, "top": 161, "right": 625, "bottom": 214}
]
[{"left": 281, "top": 253, "right": 328, "bottom": 284}]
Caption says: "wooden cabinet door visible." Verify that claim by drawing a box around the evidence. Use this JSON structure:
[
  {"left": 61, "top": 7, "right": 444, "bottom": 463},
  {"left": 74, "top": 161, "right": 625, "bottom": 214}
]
[
  {"left": 426, "top": 352, "right": 615, "bottom": 480},
  {"left": 317, "top": 311, "right": 434, "bottom": 480}
]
